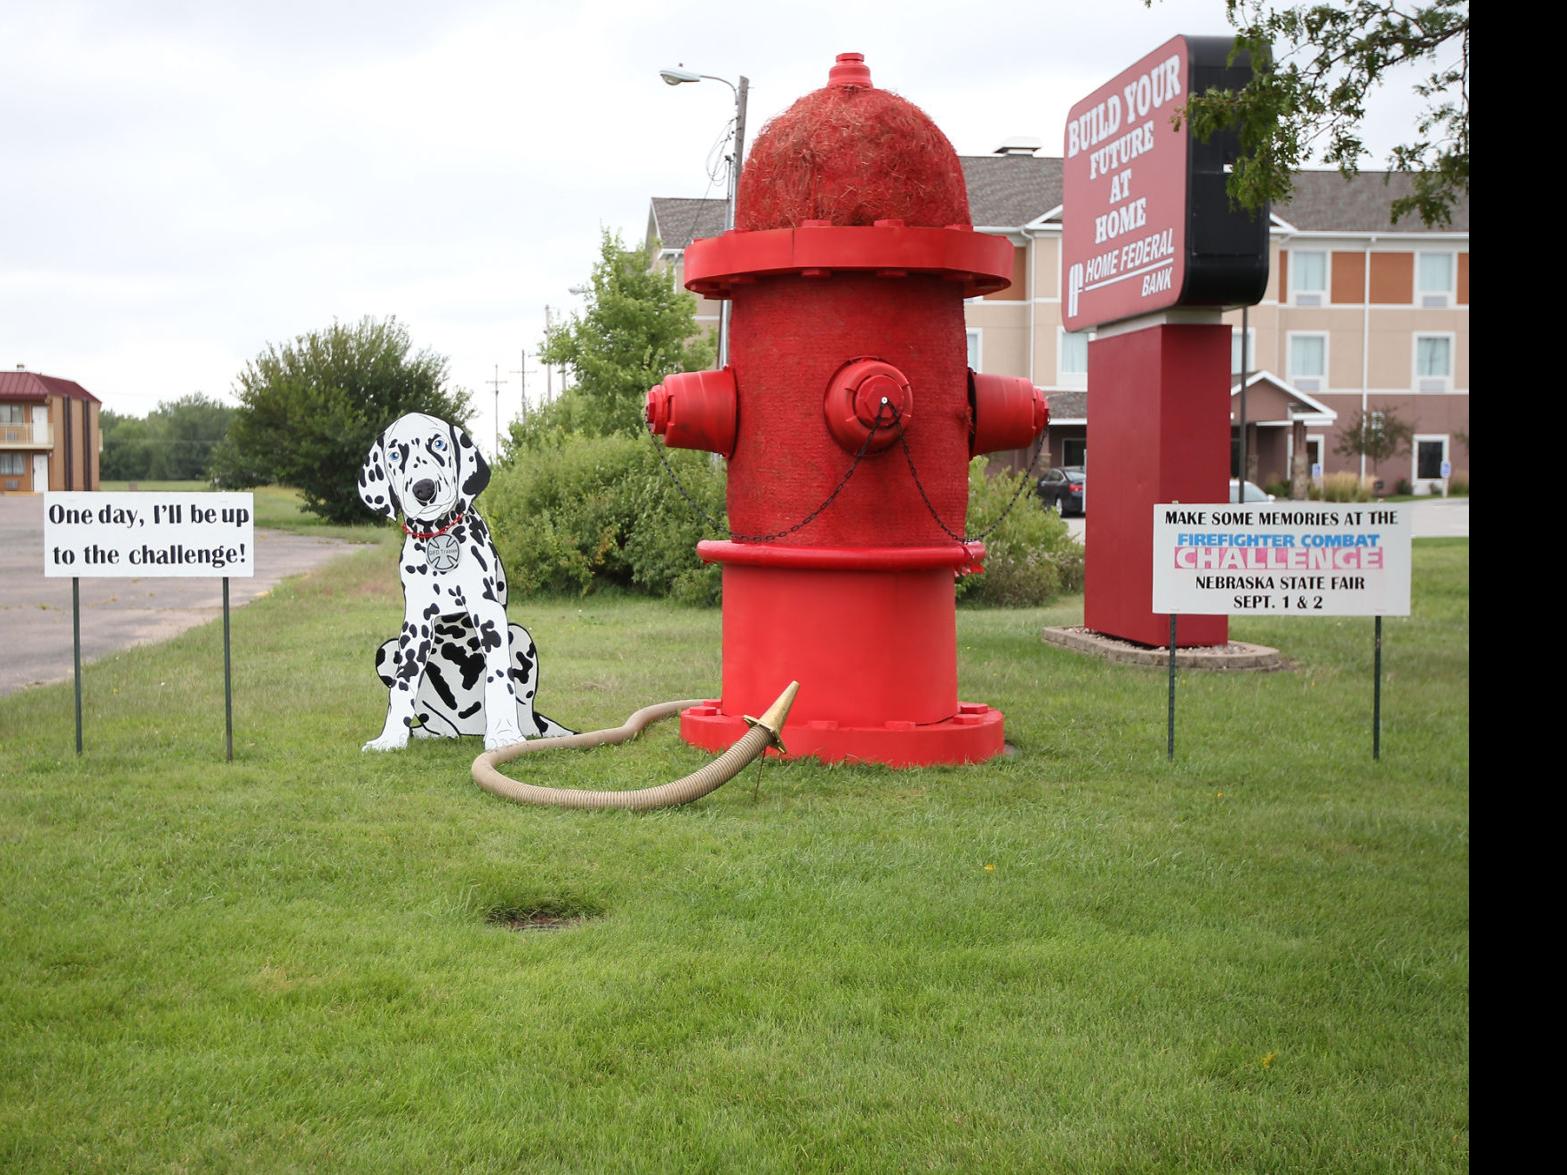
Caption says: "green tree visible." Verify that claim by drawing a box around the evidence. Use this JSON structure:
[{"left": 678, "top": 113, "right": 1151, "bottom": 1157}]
[
  {"left": 1335, "top": 407, "right": 1414, "bottom": 478},
  {"left": 213, "top": 317, "right": 472, "bottom": 522},
  {"left": 1164, "top": 1, "right": 1469, "bottom": 226},
  {"left": 536, "top": 230, "right": 716, "bottom": 438},
  {"left": 99, "top": 410, "right": 154, "bottom": 481},
  {"left": 99, "top": 394, "right": 235, "bottom": 481}
]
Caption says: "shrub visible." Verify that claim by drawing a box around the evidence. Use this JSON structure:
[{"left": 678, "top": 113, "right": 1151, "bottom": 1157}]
[
  {"left": 956, "top": 458, "right": 1084, "bottom": 607},
  {"left": 1394, "top": 477, "right": 1413, "bottom": 496},
  {"left": 1448, "top": 473, "right": 1468, "bottom": 496},
  {"left": 1318, "top": 471, "right": 1374, "bottom": 502},
  {"left": 1265, "top": 480, "right": 1292, "bottom": 500},
  {"left": 485, "top": 433, "right": 723, "bottom": 604},
  {"left": 221, "top": 317, "right": 472, "bottom": 523}
]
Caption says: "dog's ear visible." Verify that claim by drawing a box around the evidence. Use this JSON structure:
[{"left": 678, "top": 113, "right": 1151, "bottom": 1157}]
[
  {"left": 358, "top": 429, "right": 401, "bottom": 520},
  {"left": 454, "top": 423, "right": 490, "bottom": 501}
]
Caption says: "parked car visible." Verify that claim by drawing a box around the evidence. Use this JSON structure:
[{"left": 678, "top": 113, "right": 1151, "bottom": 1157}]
[
  {"left": 1038, "top": 467, "right": 1087, "bottom": 516},
  {"left": 1229, "top": 479, "right": 1275, "bottom": 503}
]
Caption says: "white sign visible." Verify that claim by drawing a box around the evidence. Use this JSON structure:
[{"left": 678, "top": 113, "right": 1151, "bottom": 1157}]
[
  {"left": 1152, "top": 502, "right": 1410, "bottom": 616},
  {"left": 44, "top": 492, "right": 255, "bottom": 578}
]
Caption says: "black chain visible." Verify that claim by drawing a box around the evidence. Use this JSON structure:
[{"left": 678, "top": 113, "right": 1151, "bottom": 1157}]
[
  {"left": 646, "top": 400, "right": 895, "bottom": 543},
  {"left": 649, "top": 398, "right": 1044, "bottom": 546},
  {"left": 892, "top": 403, "right": 1046, "bottom": 544}
]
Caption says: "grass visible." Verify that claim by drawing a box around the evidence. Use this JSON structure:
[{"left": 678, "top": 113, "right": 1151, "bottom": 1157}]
[
  {"left": 0, "top": 538, "right": 1469, "bottom": 1171},
  {"left": 100, "top": 480, "right": 386, "bottom": 542}
]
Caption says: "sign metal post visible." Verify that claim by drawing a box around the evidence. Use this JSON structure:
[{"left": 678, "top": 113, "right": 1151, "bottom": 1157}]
[
  {"left": 1373, "top": 615, "right": 1383, "bottom": 760},
  {"left": 72, "top": 576, "right": 83, "bottom": 755},
  {"left": 1167, "top": 612, "right": 1177, "bottom": 761},
  {"left": 223, "top": 576, "right": 234, "bottom": 762}
]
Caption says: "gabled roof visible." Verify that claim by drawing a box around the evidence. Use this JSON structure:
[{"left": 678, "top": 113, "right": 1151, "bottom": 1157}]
[
  {"left": 1230, "top": 370, "right": 1336, "bottom": 425},
  {"left": 0, "top": 370, "right": 100, "bottom": 403},
  {"left": 649, "top": 196, "right": 728, "bottom": 251},
  {"left": 1044, "top": 389, "right": 1086, "bottom": 424},
  {"left": 1273, "top": 169, "right": 1468, "bottom": 233},
  {"left": 961, "top": 154, "right": 1063, "bottom": 229}
]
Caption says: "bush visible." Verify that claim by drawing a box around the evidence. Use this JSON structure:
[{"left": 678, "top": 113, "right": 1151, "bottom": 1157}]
[
  {"left": 1394, "top": 477, "right": 1413, "bottom": 496},
  {"left": 1448, "top": 473, "right": 1468, "bottom": 496},
  {"left": 956, "top": 458, "right": 1084, "bottom": 607},
  {"left": 1314, "top": 471, "right": 1374, "bottom": 502},
  {"left": 485, "top": 433, "right": 723, "bottom": 604},
  {"left": 220, "top": 317, "right": 472, "bottom": 522},
  {"left": 1265, "top": 480, "right": 1292, "bottom": 500},
  {"left": 485, "top": 442, "right": 1082, "bottom": 609}
]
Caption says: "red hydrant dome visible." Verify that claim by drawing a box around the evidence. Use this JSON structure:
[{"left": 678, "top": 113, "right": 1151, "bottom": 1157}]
[{"left": 735, "top": 53, "right": 972, "bottom": 231}]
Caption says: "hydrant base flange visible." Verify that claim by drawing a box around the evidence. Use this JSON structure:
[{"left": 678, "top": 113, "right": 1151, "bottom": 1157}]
[{"left": 678, "top": 703, "right": 1005, "bottom": 768}]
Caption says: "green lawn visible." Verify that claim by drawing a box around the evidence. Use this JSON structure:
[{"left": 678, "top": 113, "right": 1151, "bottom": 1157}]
[{"left": 0, "top": 540, "right": 1469, "bottom": 1171}]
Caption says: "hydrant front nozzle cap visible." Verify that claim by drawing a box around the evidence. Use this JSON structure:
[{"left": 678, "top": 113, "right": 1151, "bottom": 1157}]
[{"left": 829, "top": 52, "right": 873, "bottom": 88}]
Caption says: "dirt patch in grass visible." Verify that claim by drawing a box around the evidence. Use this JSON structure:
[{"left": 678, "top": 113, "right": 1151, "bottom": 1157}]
[
  {"left": 483, "top": 896, "right": 605, "bottom": 932},
  {"left": 489, "top": 910, "right": 592, "bottom": 932}
]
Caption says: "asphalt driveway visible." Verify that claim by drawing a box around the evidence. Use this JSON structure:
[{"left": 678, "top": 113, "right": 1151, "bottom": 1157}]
[{"left": 0, "top": 494, "right": 362, "bottom": 696}]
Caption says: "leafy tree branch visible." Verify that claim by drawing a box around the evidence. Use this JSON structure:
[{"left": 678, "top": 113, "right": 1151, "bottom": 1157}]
[{"left": 1154, "top": 1, "right": 1469, "bottom": 226}]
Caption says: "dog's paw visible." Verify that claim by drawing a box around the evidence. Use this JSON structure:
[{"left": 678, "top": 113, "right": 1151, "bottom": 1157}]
[
  {"left": 484, "top": 725, "right": 525, "bottom": 751},
  {"left": 362, "top": 733, "right": 409, "bottom": 752}
]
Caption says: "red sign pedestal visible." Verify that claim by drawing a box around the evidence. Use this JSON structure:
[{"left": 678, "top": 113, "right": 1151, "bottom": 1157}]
[{"left": 1083, "top": 319, "right": 1231, "bottom": 648}]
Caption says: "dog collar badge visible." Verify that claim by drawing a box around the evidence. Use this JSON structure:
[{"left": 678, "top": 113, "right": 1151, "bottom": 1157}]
[{"left": 426, "top": 532, "right": 461, "bottom": 573}]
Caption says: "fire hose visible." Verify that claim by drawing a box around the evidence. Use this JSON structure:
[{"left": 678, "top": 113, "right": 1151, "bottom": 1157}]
[{"left": 471, "top": 681, "right": 799, "bottom": 811}]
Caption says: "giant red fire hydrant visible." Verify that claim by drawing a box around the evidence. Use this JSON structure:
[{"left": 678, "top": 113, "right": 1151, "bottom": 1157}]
[{"left": 646, "top": 53, "right": 1047, "bottom": 767}]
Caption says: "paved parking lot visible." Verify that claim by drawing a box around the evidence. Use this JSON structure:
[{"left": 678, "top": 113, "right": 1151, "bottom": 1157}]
[{"left": 0, "top": 495, "right": 361, "bottom": 696}]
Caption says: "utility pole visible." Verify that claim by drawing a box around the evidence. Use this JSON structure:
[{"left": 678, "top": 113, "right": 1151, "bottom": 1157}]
[
  {"left": 510, "top": 349, "right": 530, "bottom": 423},
  {"left": 486, "top": 363, "right": 507, "bottom": 456},
  {"left": 544, "top": 305, "right": 554, "bottom": 404}
]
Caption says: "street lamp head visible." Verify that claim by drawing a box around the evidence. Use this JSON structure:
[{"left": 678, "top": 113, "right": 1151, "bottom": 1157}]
[{"left": 660, "top": 67, "right": 701, "bottom": 85}]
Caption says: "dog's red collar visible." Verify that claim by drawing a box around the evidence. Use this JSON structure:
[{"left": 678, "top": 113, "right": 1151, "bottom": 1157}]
[{"left": 402, "top": 511, "right": 464, "bottom": 541}]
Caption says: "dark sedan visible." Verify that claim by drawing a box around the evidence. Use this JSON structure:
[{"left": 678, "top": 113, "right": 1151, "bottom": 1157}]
[{"left": 1037, "top": 466, "right": 1086, "bottom": 516}]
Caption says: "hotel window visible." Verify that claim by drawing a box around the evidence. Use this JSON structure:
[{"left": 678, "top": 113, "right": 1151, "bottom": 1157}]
[
  {"left": 0, "top": 404, "right": 25, "bottom": 423},
  {"left": 1290, "top": 250, "right": 1327, "bottom": 306},
  {"left": 1230, "top": 327, "right": 1257, "bottom": 374},
  {"left": 966, "top": 328, "right": 982, "bottom": 370},
  {"left": 1058, "top": 328, "right": 1089, "bottom": 388},
  {"left": 1287, "top": 333, "right": 1327, "bottom": 392},
  {"left": 1415, "top": 334, "right": 1453, "bottom": 392},
  {"left": 1417, "top": 252, "right": 1455, "bottom": 307},
  {"left": 0, "top": 453, "right": 23, "bottom": 475}
]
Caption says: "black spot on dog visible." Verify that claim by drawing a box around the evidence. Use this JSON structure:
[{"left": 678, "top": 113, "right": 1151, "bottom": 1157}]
[
  {"left": 424, "top": 662, "right": 460, "bottom": 710},
  {"left": 478, "top": 620, "right": 503, "bottom": 651}
]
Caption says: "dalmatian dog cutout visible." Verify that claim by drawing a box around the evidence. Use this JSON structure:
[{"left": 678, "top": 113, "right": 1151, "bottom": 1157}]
[{"left": 358, "top": 412, "right": 572, "bottom": 751}]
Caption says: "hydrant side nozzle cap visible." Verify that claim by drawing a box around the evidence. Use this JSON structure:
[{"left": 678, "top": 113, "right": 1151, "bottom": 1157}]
[{"left": 829, "top": 52, "right": 873, "bottom": 88}]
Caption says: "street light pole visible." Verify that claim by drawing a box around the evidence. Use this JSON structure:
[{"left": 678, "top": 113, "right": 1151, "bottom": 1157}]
[{"left": 660, "top": 65, "right": 749, "bottom": 369}]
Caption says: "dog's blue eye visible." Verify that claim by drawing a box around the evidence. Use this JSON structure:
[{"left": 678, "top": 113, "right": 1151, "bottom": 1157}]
[
  {"left": 388, "top": 449, "right": 402, "bottom": 466},
  {"left": 432, "top": 438, "right": 448, "bottom": 452}
]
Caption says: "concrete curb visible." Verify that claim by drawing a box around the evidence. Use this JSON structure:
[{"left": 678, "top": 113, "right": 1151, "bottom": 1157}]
[{"left": 1042, "top": 626, "right": 1285, "bottom": 671}]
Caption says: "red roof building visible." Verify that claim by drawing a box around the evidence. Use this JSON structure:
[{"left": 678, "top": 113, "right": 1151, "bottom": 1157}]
[{"left": 0, "top": 369, "right": 102, "bottom": 493}]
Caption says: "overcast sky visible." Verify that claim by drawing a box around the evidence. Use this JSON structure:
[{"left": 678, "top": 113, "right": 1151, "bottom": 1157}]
[{"left": 1, "top": 0, "right": 1446, "bottom": 453}]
